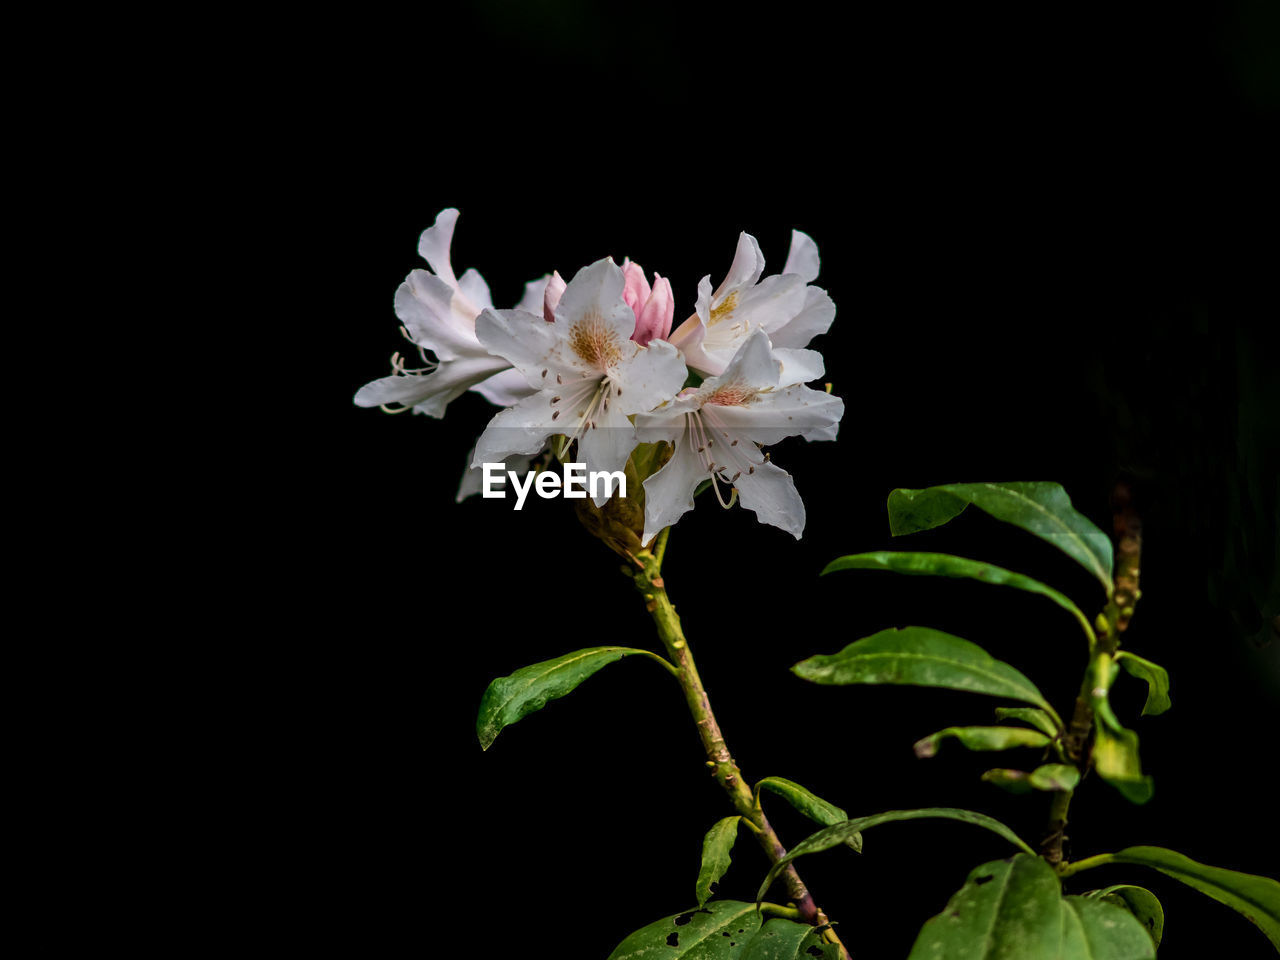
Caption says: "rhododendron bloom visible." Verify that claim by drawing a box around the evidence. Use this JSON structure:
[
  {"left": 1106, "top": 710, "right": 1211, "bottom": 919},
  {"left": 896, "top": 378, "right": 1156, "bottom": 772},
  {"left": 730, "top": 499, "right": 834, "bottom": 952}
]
[
  {"left": 668, "top": 230, "right": 835, "bottom": 385},
  {"left": 635, "top": 329, "right": 844, "bottom": 542},
  {"left": 621, "top": 260, "right": 675, "bottom": 346},
  {"left": 470, "top": 257, "right": 688, "bottom": 506},
  {"left": 354, "top": 209, "right": 545, "bottom": 416}
]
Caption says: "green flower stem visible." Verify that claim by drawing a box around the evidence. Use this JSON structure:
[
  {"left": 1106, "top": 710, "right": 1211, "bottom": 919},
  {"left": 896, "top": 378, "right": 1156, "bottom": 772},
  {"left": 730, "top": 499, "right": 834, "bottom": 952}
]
[
  {"left": 633, "top": 528, "right": 852, "bottom": 960},
  {"left": 1055, "top": 853, "right": 1116, "bottom": 879},
  {"left": 1044, "top": 489, "right": 1143, "bottom": 869}
]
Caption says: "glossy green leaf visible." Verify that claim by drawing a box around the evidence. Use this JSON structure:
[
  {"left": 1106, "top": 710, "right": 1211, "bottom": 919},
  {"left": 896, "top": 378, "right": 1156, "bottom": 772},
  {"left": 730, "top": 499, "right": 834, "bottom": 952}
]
[
  {"left": 607, "top": 900, "right": 762, "bottom": 959},
  {"left": 1083, "top": 885, "right": 1164, "bottom": 947},
  {"left": 793, "top": 627, "right": 1060, "bottom": 724},
  {"left": 739, "top": 919, "right": 838, "bottom": 960},
  {"left": 1092, "top": 722, "right": 1153, "bottom": 804},
  {"left": 914, "top": 725, "right": 1051, "bottom": 758},
  {"left": 696, "top": 817, "right": 742, "bottom": 908},
  {"left": 757, "top": 808, "right": 1034, "bottom": 902},
  {"left": 823, "top": 552, "right": 1094, "bottom": 642},
  {"left": 1108, "top": 846, "right": 1280, "bottom": 948},
  {"left": 994, "top": 706, "right": 1061, "bottom": 737},
  {"left": 476, "top": 646, "right": 671, "bottom": 750},
  {"left": 887, "top": 482, "right": 1114, "bottom": 594},
  {"left": 908, "top": 854, "right": 1064, "bottom": 959},
  {"left": 1059, "top": 896, "right": 1156, "bottom": 958},
  {"left": 1029, "top": 763, "right": 1080, "bottom": 791},
  {"left": 1116, "top": 652, "right": 1172, "bottom": 716},
  {"left": 756, "top": 777, "right": 862, "bottom": 853}
]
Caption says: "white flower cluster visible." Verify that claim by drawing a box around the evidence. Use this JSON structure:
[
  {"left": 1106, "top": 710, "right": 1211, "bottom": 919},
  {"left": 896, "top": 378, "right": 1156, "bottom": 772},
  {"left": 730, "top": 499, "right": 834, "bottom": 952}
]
[{"left": 356, "top": 209, "right": 844, "bottom": 542}]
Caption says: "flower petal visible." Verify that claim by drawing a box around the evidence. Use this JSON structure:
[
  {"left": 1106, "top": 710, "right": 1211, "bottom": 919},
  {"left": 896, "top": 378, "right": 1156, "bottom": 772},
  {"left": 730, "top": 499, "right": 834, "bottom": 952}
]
[
  {"left": 608, "top": 339, "right": 688, "bottom": 417},
  {"left": 774, "top": 347, "right": 825, "bottom": 385},
  {"left": 457, "top": 448, "right": 534, "bottom": 502},
  {"left": 554, "top": 258, "right": 638, "bottom": 374},
  {"left": 733, "top": 460, "right": 806, "bottom": 539},
  {"left": 770, "top": 287, "right": 836, "bottom": 349},
  {"left": 576, "top": 400, "right": 640, "bottom": 505},
  {"left": 515, "top": 275, "right": 551, "bottom": 315},
  {"left": 711, "top": 384, "right": 845, "bottom": 444},
  {"left": 455, "top": 267, "right": 493, "bottom": 318},
  {"left": 709, "top": 328, "right": 781, "bottom": 390},
  {"left": 782, "top": 229, "right": 820, "bottom": 283},
  {"left": 416, "top": 208, "right": 460, "bottom": 288},
  {"left": 471, "top": 390, "right": 561, "bottom": 466},
  {"left": 470, "top": 366, "right": 536, "bottom": 407},
  {"left": 642, "top": 443, "right": 707, "bottom": 543},
  {"left": 714, "top": 232, "right": 765, "bottom": 299},
  {"left": 633, "top": 274, "right": 674, "bottom": 346},
  {"left": 621, "top": 260, "right": 652, "bottom": 319},
  {"left": 474, "top": 308, "right": 580, "bottom": 386},
  {"left": 394, "top": 270, "right": 477, "bottom": 361},
  {"left": 354, "top": 352, "right": 510, "bottom": 417}
]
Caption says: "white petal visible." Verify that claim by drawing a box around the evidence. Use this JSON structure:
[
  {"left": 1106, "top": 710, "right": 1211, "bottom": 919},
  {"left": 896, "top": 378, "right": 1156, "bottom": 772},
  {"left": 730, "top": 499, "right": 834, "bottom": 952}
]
[
  {"left": 455, "top": 268, "right": 493, "bottom": 317},
  {"left": 472, "top": 391, "right": 561, "bottom": 466},
  {"left": 608, "top": 339, "right": 688, "bottom": 417},
  {"left": 770, "top": 287, "right": 836, "bottom": 349},
  {"left": 714, "top": 232, "right": 765, "bottom": 299},
  {"left": 416, "top": 208, "right": 459, "bottom": 288},
  {"left": 554, "top": 258, "right": 638, "bottom": 374},
  {"left": 641, "top": 445, "right": 707, "bottom": 543},
  {"left": 708, "top": 328, "right": 781, "bottom": 391},
  {"left": 775, "top": 347, "right": 825, "bottom": 385},
  {"left": 457, "top": 448, "right": 534, "bottom": 502},
  {"left": 576, "top": 400, "right": 639, "bottom": 506},
  {"left": 515, "top": 275, "right": 551, "bottom": 315},
  {"left": 733, "top": 460, "right": 806, "bottom": 539},
  {"left": 354, "top": 353, "right": 510, "bottom": 417},
  {"left": 395, "top": 270, "right": 477, "bottom": 361},
  {"left": 710, "top": 384, "right": 845, "bottom": 444},
  {"left": 470, "top": 366, "right": 535, "bottom": 407},
  {"left": 634, "top": 401, "right": 695, "bottom": 444},
  {"left": 733, "top": 273, "right": 808, "bottom": 334},
  {"left": 782, "top": 229, "right": 820, "bottom": 283},
  {"left": 474, "top": 308, "right": 580, "bottom": 386}
]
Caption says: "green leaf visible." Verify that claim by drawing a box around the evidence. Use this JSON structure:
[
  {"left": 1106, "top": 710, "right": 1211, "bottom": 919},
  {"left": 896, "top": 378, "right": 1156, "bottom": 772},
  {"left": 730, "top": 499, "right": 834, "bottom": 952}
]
[
  {"left": 793, "top": 627, "right": 1060, "bottom": 723},
  {"left": 1059, "top": 896, "right": 1156, "bottom": 959},
  {"left": 1116, "top": 652, "right": 1172, "bottom": 716},
  {"left": 757, "top": 808, "right": 1034, "bottom": 902},
  {"left": 740, "top": 919, "right": 838, "bottom": 960},
  {"left": 476, "top": 646, "right": 672, "bottom": 750},
  {"left": 914, "top": 725, "right": 1051, "bottom": 758},
  {"left": 1082, "top": 885, "right": 1164, "bottom": 947},
  {"left": 994, "top": 706, "right": 1061, "bottom": 737},
  {"left": 607, "top": 901, "right": 762, "bottom": 959},
  {"left": 1028, "top": 763, "right": 1080, "bottom": 792},
  {"left": 887, "top": 482, "right": 1114, "bottom": 594},
  {"left": 980, "top": 769, "right": 1036, "bottom": 794},
  {"left": 908, "top": 854, "right": 1065, "bottom": 959},
  {"left": 1109, "top": 846, "right": 1280, "bottom": 949},
  {"left": 822, "top": 551, "right": 1095, "bottom": 643},
  {"left": 756, "top": 777, "right": 862, "bottom": 853},
  {"left": 1092, "top": 722, "right": 1154, "bottom": 804},
  {"left": 696, "top": 817, "right": 742, "bottom": 908}
]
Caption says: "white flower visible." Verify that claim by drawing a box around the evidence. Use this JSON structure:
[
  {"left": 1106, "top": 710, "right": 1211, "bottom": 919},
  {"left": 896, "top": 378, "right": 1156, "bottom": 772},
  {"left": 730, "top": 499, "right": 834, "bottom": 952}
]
[
  {"left": 634, "top": 329, "right": 844, "bottom": 542},
  {"left": 470, "top": 257, "right": 688, "bottom": 506},
  {"left": 667, "top": 230, "right": 836, "bottom": 385},
  {"left": 353, "top": 208, "right": 546, "bottom": 416}
]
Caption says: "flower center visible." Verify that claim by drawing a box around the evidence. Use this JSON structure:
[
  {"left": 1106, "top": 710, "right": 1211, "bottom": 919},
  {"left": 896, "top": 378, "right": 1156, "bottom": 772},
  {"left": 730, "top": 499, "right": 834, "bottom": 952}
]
[
  {"left": 569, "top": 311, "right": 622, "bottom": 369},
  {"left": 708, "top": 291, "right": 738, "bottom": 327},
  {"left": 703, "top": 382, "right": 758, "bottom": 406}
]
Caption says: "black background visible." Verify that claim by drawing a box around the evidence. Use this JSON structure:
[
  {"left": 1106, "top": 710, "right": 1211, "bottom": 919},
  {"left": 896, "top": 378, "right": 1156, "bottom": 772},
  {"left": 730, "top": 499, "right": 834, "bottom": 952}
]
[{"left": 267, "top": 2, "right": 1279, "bottom": 956}]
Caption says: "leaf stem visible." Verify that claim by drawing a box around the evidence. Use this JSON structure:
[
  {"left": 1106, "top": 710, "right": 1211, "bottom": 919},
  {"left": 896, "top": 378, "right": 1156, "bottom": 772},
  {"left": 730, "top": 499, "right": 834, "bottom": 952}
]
[
  {"left": 1056, "top": 853, "right": 1116, "bottom": 879},
  {"left": 633, "top": 530, "right": 852, "bottom": 960}
]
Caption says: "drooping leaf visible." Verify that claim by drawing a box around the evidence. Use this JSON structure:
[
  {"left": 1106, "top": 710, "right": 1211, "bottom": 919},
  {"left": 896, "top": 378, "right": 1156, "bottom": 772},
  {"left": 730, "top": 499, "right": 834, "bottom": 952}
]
[
  {"left": 696, "top": 817, "right": 742, "bottom": 908},
  {"left": 1059, "top": 896, "right": 1157, "bottom": 959},
  {"left": 606, "top": 900, "right": 762, "bottom": 959},
  {"left": 1116, "top": 652, "right": 1172, "bottom": 716},
  {"left": 1092, "top": 722, "right": 1153, "bottom": 804},
  {"left": 981, "top": 769, "right": 1036, "bottom": 794},
  {"left": 1108, "top": 846, "right": 1280, "bottom": 948},
  {"left": 822, "top": 552, "right": 1094, "bottom": 641},
  {"left": 1083, "top": 885, "right": 1164, "bottom": 947},
  {"left": 1028, "top": 763, "right": 1080, "bottom": 792},
  {"left": 793, "top": 627, "right": 1060, "bottom": 723},
  {"left": 887, "top": 482, "right": 1114, "bottom": 594},
  {"left": 994, "top": 706, "right": 1061, "bottom": 737},
  {"left": 908, "top": 854, "right": 1064, "bottom": 959},
  {"left": 477, "top": 646, "right": 671, "bottom": 750},
  {"left": 756, "top": 778, "right": 862, "bottom": 852},
  {"left": 739, "top": 919, "right": 838, "bottom": 960},
  {"left": 757, "top": 808, "right": 1033, "bottom": 902},
  {"left": 914, "top": 725, "right": 1051, "bottom": 758}
]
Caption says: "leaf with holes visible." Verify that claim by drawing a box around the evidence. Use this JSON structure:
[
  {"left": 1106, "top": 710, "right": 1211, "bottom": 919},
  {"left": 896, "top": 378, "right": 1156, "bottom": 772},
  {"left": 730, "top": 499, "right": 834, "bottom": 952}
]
[
  {"left": 1106, "top": 847, "right": 1280, "bottom": 949},
  {"left": 607, "top": 900, "right": 763, "bottom": 959},
  {"left": 757, "top": 777, "right": 862, "bottom": 854},
  {"left": 696, "top": 817, "right": 742, "bottom": 908},
  {"left": 1116, "top": 652, "right": 1171, "bottom": 716},
  {"left": 1059, "top": 896, "right": 1156, "bottom": 958},
  {"left": 908, "top": 853, "right": 1065, "bottom": 959},
  {"left": 914, "top": 725, "right": 1051, "bottom": 758},
  {"left": 823, "top": 551, "right": 1094, "bottom": 641},
  {"left": 793, "top": 627, "right": 1060, "bottom": 724},
  {"left": 739, "top": 919, "right": 838, "bottom": 959},
  {"left": 757, "top": 808, "right": 1034, "bottom": 902},
  {"left": 1092, "top": 722, "right": 1153, "bottom": 804},
  {"left": 476, "top": 646, "right": 671, "bottom": 750},
  {"left": 1083, "top": 885, "right": 1164, "bottom": 947},
  {"left": 887, "top": 482, "right": 1114, "bottom": 594}
]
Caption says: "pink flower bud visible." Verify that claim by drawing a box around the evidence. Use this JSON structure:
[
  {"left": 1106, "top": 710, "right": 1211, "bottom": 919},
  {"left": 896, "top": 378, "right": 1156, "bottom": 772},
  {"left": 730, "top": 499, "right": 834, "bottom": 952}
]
[
  {"left": 543, "top": 270, "right": 566, "bottom": 323},
  {"left": 632, "top": 273, "right": 674, "bottom": 346},
  {"left": 621, "top": 259, "right": 652, "bottom": 320}
]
